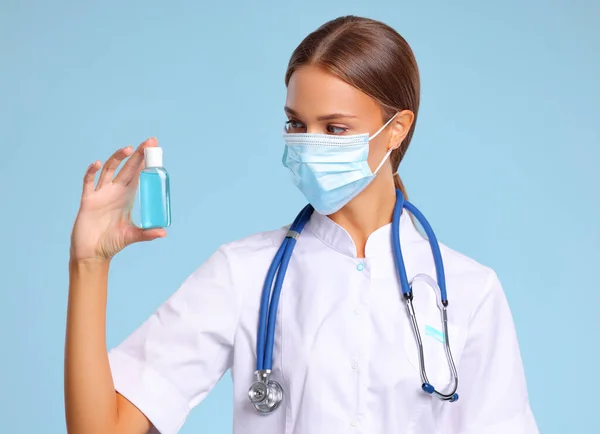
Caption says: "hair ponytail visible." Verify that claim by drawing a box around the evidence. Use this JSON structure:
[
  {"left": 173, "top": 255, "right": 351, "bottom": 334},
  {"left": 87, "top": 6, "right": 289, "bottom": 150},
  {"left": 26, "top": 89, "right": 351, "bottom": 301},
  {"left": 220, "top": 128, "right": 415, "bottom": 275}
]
[{"left": 393, "top": 173, "right": 408, "bottom": 200}]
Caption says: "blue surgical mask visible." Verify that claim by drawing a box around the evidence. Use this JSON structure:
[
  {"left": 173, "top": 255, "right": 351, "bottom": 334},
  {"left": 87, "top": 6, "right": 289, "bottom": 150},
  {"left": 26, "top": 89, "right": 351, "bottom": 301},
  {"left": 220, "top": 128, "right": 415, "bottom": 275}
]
[{"left": 282, "top": 113, "right": 399, "bottom": 215}]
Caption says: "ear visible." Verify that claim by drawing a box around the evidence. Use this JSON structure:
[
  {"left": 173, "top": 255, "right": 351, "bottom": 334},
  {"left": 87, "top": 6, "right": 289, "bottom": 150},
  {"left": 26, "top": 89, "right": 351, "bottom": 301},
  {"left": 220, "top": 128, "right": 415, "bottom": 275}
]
[{"left": 388, "top": 110, "right": 415, "bottom": 150}]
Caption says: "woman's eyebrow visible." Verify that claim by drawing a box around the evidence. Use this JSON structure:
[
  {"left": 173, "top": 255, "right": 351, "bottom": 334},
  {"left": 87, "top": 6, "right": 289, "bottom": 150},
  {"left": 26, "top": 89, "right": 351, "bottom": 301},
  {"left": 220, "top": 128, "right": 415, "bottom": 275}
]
[
  {"left": 316, "top": 113, "right": 357, "bottom": 121},
  {"left": 284, "top": 106, "right": 300, "bottom": 117},
  {"left": 284, "top": 106, "right": 357, "bottom": 121}
]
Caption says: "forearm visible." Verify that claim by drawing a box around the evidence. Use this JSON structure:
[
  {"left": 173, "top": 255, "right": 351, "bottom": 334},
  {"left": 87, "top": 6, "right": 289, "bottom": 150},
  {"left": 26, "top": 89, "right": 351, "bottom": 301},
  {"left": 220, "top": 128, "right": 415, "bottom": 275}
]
[{"left": 64, "top": 259, "right": 117, "bottom": 434}]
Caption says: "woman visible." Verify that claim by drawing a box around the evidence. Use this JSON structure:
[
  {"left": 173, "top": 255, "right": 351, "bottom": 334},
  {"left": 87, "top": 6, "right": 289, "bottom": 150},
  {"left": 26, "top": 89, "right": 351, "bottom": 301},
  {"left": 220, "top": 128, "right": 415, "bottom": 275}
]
[{"left": 65, "top": 15, "right": 538, "bottom": 434}]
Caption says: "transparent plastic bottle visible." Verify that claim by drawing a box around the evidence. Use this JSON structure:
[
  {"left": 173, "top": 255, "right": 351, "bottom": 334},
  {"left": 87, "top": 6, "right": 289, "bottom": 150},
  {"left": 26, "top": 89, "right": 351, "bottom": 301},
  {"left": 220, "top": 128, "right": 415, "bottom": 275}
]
[{"left": 139, "top": 147, "right": 171, "bottom": 229}]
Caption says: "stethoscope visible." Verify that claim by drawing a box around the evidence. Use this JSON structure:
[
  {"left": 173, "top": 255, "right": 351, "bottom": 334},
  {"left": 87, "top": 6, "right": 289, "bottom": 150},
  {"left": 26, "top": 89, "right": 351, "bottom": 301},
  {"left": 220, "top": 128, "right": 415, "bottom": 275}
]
[{"left": 248, "top": 189, "right": 459, "bottom": 414}]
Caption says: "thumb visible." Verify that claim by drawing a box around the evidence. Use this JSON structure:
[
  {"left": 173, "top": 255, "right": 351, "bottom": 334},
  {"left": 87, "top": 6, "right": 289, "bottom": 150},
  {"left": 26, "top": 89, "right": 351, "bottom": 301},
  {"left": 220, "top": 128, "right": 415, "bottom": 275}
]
[{"left": 126, "top": 227, "right": 167, "bottom": 245}]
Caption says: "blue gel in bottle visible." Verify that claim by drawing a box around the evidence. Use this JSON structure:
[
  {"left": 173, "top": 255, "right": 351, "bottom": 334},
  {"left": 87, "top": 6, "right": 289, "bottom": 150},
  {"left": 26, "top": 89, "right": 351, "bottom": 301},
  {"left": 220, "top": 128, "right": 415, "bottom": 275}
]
[{"left": 140, "top": 147, "right": 171, "bottom": 229}]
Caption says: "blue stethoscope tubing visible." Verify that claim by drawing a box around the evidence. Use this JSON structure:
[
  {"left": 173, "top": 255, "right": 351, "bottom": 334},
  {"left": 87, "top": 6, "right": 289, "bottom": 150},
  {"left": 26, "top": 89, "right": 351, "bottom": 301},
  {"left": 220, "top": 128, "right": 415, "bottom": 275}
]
[
  {"left": 392, "top": 192, "right": 447, "bottom": 303},
  {"left": 256, "top": 203, "right": 313, "bottom": 371},
  {"left": 252, "top": 189, "right": 459, "bottom": 412}
]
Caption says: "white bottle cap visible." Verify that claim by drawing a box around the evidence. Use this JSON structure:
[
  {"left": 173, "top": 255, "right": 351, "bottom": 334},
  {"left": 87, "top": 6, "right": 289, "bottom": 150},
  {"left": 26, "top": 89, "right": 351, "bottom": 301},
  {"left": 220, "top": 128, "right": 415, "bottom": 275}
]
[{"left": 144, "top": 147, "right": 163, "bottom": 168}]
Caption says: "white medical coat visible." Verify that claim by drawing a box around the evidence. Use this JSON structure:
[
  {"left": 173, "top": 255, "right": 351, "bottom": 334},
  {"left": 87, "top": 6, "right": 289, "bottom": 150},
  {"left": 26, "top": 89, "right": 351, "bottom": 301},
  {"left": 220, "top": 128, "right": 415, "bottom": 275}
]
[{"left": 108, "top": 210, "right": 539, "bottom": 434}]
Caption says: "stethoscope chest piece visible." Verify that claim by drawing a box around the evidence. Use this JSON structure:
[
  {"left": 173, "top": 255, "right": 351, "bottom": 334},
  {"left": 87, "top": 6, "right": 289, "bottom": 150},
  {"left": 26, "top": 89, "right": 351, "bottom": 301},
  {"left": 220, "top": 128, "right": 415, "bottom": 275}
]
[{"left": 248, "top": 370, "right": 283, "bottom": 414}]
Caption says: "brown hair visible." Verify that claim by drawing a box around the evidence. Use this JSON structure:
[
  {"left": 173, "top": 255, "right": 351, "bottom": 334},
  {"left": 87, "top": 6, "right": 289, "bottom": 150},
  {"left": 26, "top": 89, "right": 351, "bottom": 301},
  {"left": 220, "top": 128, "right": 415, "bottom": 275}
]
[{"left": 285, "top": 16, "right": 420, "bottom": 199}]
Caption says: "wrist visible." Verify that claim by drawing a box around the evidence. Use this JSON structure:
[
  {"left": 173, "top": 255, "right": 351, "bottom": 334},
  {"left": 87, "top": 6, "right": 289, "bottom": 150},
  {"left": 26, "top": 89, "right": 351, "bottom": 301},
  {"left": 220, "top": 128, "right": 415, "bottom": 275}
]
[{"left": 69, "top": 256, "right": 111, "bottom": 272}]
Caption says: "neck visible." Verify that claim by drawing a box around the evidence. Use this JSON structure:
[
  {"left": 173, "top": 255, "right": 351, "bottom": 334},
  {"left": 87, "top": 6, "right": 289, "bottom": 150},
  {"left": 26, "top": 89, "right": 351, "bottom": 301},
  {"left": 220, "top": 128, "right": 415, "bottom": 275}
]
[{"left": 329, "top": 175, "right": 397, "bottom": 258}]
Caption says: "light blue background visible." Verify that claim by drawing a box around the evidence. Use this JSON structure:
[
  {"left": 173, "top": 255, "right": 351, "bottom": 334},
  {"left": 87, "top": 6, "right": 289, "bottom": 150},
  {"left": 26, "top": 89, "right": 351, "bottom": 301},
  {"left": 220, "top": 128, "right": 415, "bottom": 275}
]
[{"left": 1, "top": 1, "right": 598, "bottom": 433}]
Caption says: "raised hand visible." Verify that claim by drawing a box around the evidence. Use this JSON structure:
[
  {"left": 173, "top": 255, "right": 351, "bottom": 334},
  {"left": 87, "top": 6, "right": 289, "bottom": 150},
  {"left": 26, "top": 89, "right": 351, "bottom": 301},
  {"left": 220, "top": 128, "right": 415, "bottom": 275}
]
[{"left": 70, "top": 137, "right": 166, "bottom": 262}]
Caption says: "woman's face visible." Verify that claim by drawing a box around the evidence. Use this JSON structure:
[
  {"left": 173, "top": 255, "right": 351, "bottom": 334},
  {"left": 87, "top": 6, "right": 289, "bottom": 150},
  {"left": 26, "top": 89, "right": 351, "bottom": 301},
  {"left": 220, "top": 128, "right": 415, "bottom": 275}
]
[{"left": 284, "top": 64, "right": 412, "bottom": 173}]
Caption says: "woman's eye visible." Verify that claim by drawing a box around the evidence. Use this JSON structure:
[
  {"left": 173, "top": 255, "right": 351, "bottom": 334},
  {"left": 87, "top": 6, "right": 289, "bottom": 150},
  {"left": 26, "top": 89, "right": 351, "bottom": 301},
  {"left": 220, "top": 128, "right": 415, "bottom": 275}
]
[
  {"left": 327, "top": 125, "right": 348, "bottom": 134},
  {"left": 284, "top": 120, "right": 347, "bottom": 134},
  {"left": 285, "top": 119, "right": 306, "bottom": 132}
]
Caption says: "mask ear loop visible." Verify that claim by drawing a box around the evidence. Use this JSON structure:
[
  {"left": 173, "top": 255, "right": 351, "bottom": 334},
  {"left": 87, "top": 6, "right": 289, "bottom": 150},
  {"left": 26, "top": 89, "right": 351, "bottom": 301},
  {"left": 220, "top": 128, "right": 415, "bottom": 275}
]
[
  {"left": 371, "top": 112, "right": 401, "bottom": 175},
  {"left": 369, "top": 112, "right": 400, "bottom": 140},
  {"left": 373, "top": 146, "right": 396, "bottom": 175}
]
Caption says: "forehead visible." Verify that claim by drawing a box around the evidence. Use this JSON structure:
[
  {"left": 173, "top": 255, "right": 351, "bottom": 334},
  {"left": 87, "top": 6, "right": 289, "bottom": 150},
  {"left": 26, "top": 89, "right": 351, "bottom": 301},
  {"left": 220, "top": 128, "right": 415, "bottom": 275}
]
[{"left": 285, "top": 65, "right": 380, "bottom": 119}]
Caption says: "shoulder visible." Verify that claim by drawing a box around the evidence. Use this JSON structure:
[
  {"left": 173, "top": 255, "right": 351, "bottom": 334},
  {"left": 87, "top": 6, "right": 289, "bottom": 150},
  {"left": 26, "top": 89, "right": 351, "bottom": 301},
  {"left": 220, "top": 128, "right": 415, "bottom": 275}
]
[
  {"left": 439, "top": 242, "right": 497, "bottom": 286},
  {"left": 218, "top": 226, "right": 288, "bottom": 262},
  {"left": 423, "top": 239, "right": 505, "bottom": 319},
  {"left": 176, "top": 226, "right": 290, "bottom": 307},
  {"left": 200, "top": 226, "right": 289, "bottom": 284}
]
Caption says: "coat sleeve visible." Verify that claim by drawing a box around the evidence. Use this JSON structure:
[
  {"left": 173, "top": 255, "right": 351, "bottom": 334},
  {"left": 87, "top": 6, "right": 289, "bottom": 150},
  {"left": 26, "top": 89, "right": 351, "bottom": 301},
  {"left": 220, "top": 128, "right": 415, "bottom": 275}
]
[
  {"left": 107, "top": 245, "right": 242, "bottom": 434},
  {"left": 442, "top": 271, "right": 539, "bottom": 434}
]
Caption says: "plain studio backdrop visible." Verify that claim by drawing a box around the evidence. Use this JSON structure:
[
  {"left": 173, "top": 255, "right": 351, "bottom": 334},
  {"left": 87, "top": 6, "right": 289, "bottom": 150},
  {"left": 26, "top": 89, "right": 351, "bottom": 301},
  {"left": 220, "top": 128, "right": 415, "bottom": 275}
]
[{"left": 1, "top": 1, "right": 598, "bottom": 433}]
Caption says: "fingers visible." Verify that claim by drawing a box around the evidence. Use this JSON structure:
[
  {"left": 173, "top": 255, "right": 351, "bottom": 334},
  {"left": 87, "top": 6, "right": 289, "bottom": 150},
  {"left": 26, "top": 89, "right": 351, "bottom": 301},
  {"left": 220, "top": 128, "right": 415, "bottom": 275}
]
[
  {"left": 82, "top": 161, "right": 102, "bottom": 196},
  {"left": 113, "top": 137, "right": 158, "bottom": 186},
  {"left": 85, "top": 137, "right": 157, "bottom": 194},
  {"left": 96, "top": 146, "right": 134, "bottom": 188}
]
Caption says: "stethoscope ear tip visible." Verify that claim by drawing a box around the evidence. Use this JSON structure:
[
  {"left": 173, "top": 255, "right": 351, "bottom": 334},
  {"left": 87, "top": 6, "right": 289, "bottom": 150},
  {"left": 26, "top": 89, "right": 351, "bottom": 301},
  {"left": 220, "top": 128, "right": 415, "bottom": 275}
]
[
  {"left": 421, "top": 383, "right": 459, "bottom": 402},
  {"left": 421, "top": 383, "right": 435, "bottom": 394}
]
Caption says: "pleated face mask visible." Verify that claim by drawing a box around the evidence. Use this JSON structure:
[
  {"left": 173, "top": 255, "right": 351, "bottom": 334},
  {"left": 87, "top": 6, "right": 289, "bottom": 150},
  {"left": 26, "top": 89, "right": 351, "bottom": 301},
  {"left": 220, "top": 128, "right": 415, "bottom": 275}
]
[{"left": 282, "top": 113, "right": 398, "bottom": 215}]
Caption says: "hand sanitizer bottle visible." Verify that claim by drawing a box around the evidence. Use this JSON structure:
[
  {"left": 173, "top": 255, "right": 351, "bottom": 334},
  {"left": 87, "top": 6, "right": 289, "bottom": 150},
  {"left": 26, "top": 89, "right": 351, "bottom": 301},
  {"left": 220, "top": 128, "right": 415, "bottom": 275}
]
[{"left": 140, "top": 147, "right": 171, "bottom": 229}]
